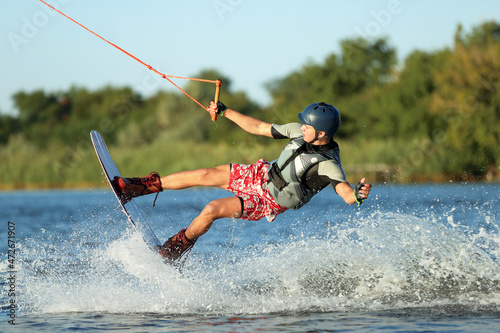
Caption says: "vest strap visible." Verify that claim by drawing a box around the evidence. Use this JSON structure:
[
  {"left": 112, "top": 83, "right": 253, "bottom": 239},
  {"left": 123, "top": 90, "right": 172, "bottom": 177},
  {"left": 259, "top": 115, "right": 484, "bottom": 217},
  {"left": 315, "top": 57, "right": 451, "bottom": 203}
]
[
  {"left": 268, "top": 163, "right": 288, "bottom": 190},
  {"left": 267, "top": 142, "right": 307, "bottom": 190}
]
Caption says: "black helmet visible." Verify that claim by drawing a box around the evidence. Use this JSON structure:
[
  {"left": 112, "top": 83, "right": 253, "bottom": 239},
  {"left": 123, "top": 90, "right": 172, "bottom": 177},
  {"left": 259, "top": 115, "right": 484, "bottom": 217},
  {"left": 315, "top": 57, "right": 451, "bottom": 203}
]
[{"left": 298, "top": 102, "right": 341, "bottom": 137}]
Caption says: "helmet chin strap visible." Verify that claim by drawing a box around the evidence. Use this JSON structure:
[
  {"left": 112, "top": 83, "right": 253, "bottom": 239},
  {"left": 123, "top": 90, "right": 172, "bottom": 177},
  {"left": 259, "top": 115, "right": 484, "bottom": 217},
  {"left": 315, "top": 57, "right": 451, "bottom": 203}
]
[{"left": 313, "top": 130, "right": 327, "bottom": 142}]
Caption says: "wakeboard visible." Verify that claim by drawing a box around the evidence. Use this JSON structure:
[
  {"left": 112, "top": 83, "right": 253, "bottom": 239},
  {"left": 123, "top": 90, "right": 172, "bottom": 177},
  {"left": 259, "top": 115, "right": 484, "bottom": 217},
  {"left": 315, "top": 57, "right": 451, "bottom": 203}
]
[{"left": 90, "top": 130, "right": 162, "bottom": 253}]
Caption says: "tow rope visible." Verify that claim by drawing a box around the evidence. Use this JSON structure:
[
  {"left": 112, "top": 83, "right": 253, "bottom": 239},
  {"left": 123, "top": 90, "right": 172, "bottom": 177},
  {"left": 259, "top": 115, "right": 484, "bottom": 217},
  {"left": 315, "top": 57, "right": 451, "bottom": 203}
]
[{"left": 38, "top": 0, "right": 222, "bottom": 118}]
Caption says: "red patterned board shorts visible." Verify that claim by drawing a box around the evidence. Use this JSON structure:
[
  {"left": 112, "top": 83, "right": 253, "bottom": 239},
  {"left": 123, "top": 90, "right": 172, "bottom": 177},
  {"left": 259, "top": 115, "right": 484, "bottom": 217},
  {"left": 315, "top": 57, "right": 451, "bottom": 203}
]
[{"left": 227, "top": 159, "right": 288, "bottom": 222}]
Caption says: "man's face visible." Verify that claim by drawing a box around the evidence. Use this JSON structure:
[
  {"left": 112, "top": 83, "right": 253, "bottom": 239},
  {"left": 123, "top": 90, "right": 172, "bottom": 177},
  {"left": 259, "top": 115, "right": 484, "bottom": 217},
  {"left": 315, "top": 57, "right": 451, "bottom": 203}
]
[{"left": 301, "top": 124, "right": 318, "bottom": 143}]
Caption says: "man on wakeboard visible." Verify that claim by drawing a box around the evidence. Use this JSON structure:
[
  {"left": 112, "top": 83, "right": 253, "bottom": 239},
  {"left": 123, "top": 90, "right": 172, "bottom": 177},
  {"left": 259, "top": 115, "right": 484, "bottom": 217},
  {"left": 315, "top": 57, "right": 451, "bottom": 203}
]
[{"left": 114, "top": 101, "right": 372, "bottom": 263}]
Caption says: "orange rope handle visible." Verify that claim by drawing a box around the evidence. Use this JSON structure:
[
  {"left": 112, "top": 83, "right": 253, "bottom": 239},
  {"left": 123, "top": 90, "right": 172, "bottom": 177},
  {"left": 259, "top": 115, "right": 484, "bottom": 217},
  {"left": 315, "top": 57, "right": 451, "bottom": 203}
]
[{"left": 38, "top": 0, "right": 214, "bottom": 109}]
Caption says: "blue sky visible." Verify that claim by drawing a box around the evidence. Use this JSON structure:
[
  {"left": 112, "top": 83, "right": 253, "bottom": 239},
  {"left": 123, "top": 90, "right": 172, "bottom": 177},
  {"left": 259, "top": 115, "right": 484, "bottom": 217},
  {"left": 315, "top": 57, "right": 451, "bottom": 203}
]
[{"left": 1, "top": 0, "right": 499, "bottom": 115}]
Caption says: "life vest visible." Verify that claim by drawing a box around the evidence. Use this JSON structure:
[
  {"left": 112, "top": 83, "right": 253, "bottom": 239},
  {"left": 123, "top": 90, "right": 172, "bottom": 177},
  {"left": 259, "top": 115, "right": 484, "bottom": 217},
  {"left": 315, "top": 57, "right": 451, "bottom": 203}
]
[{"left": 266, "top": 137, "right": 340, "bottom": 209}]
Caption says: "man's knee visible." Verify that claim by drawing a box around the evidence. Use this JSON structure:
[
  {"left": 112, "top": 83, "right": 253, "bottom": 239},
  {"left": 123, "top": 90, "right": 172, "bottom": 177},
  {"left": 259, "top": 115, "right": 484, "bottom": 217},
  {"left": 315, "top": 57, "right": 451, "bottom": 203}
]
[
  {"left": 201, "top": 198, "right": 241, "bottom": 219},
  {"left": 199, "top": 164, "right": 229, "bottom": 177},
  {"left": 198, "top": 165, "right": 230, "bottom": 188},
  {"left": 200, "top": 200, "right": 222, "bottom": 218}
]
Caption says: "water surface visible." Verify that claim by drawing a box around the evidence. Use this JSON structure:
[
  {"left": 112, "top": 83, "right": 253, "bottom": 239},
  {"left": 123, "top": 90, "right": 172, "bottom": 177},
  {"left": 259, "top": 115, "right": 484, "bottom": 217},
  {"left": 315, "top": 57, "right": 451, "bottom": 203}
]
[{"left": 1, "top": 183, "right": 499, "bottom": 331}]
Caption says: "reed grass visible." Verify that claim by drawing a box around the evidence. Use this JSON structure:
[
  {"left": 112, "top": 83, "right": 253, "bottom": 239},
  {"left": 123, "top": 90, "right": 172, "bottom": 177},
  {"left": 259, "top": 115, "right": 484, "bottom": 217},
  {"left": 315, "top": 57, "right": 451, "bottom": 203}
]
[{"left": 0, "top": 135, "right": 461, "bottom": 190}]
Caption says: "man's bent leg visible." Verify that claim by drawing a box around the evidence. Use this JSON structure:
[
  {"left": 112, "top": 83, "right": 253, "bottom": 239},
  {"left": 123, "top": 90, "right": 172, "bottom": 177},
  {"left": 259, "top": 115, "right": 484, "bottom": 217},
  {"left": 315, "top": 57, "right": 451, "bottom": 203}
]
[
  {"left": 159, "top": 196, "right": 242, "bottom": 262},
  {"left": 185, "top": 196, "right": 243, "bottom": 239},
  {"left": 161, "top": 165, "right": 231, "bottom": 191}
]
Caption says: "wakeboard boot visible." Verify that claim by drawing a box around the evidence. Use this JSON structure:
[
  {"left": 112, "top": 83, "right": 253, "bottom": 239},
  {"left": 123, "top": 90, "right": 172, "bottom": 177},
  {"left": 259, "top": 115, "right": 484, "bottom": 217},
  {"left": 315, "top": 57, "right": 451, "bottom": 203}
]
[
  {"left": 114, "top": 172, "right": 163, "bottom": 205},
  {"left": 158, "top": 228, "right": 197, "bottom": 264}
]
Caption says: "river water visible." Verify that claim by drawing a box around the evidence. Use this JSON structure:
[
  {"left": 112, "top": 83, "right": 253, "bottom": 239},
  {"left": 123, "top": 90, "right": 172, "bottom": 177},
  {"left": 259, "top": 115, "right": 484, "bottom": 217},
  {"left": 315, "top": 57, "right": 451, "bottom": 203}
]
[{"left": 1, "top": 183, "right": 499, "bottom": 332}]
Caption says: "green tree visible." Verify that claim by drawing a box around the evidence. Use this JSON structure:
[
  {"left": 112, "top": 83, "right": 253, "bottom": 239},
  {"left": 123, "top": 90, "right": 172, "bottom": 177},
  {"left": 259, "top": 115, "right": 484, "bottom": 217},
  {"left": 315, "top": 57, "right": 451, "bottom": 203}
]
[
  {"left": 0, "top": 114, "right": 19, "bottom": 144},
  {"left": 337, "top": 37, "right": 397, "bottom": 93},
  {"left": 266, "top": 37, "right": 397, "bottom": 138},
  {"left": 431, "top": 21, "right": 500, "bottom": 176},
  {"left": 13, "top": 90, "right": 69, "bottom": 146},
  {"left": 368, "top": 49, "right": 449, "bottom": 139}
]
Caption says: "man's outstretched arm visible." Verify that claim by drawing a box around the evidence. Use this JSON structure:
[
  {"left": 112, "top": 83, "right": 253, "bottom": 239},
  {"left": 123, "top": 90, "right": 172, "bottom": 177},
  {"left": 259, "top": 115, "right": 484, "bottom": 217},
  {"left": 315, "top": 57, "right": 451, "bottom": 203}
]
[{"left": 207, "top": 101, "right": 273, "bottom": 137}]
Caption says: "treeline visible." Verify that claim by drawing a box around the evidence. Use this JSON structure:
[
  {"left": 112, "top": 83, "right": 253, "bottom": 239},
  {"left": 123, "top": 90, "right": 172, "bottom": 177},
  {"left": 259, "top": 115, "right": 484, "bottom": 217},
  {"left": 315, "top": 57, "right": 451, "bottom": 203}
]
[{"left": 1, "top": 21, "right": 499, "bottom": 188}]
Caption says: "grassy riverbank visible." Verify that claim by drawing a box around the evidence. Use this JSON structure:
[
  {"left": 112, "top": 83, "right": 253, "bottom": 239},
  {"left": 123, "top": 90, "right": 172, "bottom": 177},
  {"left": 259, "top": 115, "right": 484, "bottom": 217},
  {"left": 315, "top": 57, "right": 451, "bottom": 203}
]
[{"left": 2, "top": 136, "right": 496, "bottom": 191}]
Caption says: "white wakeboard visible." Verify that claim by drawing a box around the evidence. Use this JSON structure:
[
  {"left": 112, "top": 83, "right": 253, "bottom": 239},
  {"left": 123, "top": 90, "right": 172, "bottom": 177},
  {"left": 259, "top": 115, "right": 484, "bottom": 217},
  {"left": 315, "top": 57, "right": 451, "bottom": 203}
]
[{"left": 90, "top": 130, "right": 162, "bottom": 252}]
